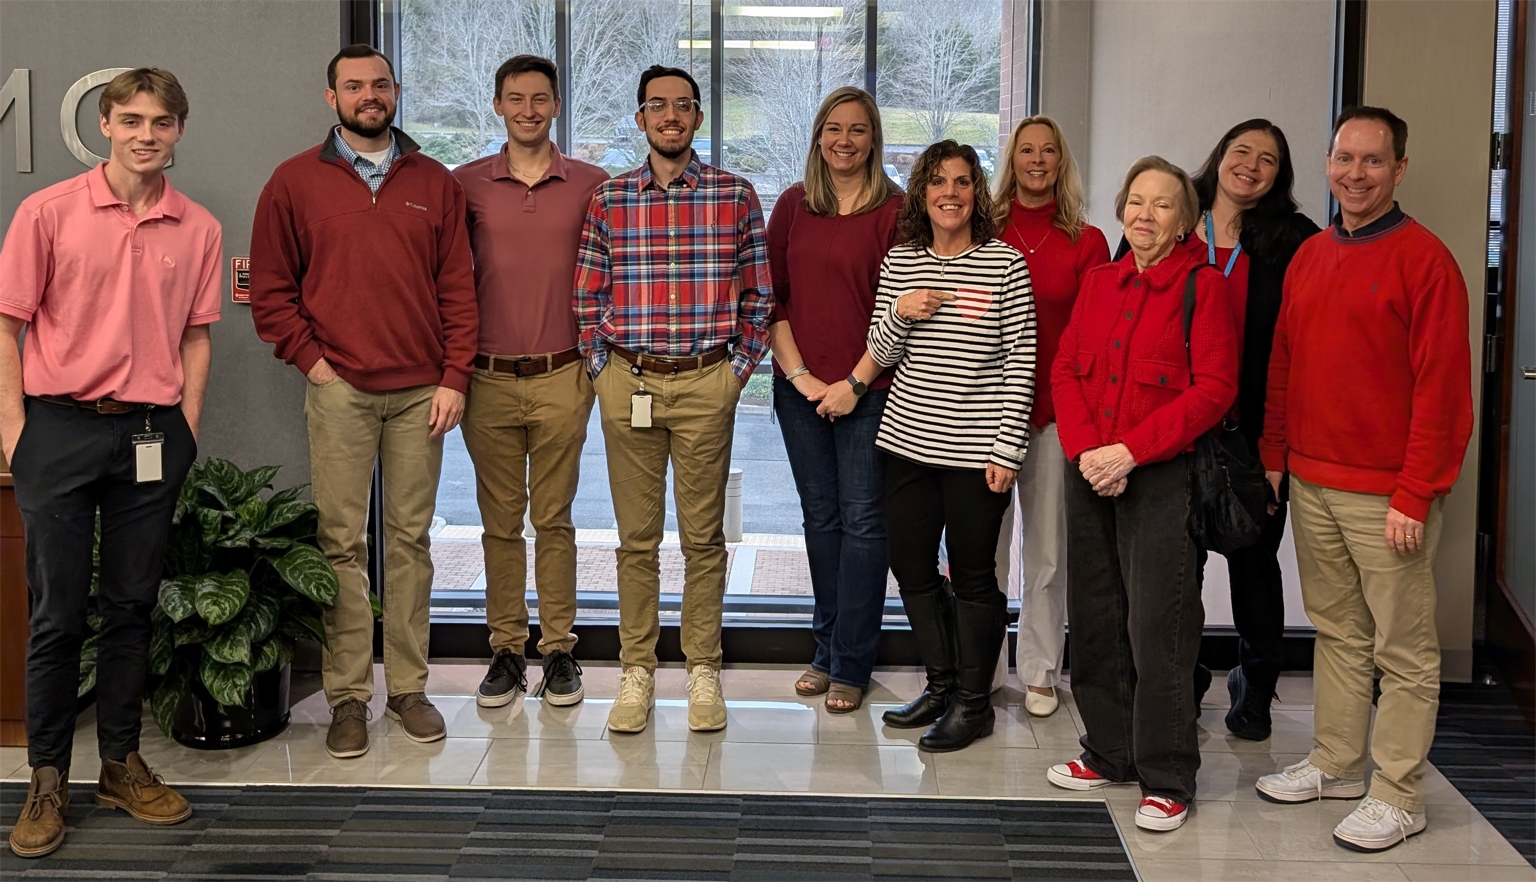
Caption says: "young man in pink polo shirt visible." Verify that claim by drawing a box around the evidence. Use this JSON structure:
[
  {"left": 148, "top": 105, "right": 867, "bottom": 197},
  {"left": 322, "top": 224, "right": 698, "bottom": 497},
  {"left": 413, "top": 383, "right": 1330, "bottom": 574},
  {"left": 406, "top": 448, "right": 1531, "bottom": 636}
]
[
  {"left": 0, "top": 68, "right": 222, "bottom": 858},
  {"left": 451, "top": 55, "right": 607, "bottom": 710}
]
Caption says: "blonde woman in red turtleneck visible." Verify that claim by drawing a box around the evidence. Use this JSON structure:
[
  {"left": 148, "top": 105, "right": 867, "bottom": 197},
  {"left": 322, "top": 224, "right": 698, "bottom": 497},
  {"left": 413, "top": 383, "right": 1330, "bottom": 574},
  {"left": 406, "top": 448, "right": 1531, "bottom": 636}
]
[{"left": 990, "top": 116, "right": 1109, "bottom": 717}]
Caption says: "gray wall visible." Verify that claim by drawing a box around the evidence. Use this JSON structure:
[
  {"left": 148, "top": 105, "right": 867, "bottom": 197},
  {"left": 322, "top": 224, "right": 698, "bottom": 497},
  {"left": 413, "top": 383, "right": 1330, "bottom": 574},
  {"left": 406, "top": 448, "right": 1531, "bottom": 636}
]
[{"left": 0, "top": 0, "right": 339, "bottom": 491}]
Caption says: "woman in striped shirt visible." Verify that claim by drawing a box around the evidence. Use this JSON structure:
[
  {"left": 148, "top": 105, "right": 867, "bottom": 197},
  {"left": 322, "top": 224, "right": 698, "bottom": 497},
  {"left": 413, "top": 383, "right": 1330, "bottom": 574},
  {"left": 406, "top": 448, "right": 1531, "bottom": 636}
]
[{"left": 868, "top": 140, "right": 1037, "bottom": 753}]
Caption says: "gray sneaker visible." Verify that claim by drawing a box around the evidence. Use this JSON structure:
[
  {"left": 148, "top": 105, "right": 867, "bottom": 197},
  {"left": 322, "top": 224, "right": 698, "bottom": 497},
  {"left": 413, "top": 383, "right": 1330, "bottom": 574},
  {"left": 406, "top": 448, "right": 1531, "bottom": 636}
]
[{"left": 386, "top": 693, "right": 446, "bottom": 743}]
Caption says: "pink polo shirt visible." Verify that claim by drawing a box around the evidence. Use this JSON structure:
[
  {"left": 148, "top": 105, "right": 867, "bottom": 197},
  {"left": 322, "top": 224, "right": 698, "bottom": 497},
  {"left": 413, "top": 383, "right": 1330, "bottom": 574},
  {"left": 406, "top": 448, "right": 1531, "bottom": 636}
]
[
  {"left": 452, "top": 143, "right": 608, "bottom": 356},
  {"left": 0, "top": 164, "right": 223, "bottom": 405}
]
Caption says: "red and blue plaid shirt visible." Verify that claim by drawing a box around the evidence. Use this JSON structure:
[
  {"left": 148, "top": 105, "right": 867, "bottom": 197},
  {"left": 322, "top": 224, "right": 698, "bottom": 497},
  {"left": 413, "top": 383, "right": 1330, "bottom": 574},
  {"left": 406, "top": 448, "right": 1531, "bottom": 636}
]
[{"left": 574, "top": 153, "right": 773, "bottom": 381}]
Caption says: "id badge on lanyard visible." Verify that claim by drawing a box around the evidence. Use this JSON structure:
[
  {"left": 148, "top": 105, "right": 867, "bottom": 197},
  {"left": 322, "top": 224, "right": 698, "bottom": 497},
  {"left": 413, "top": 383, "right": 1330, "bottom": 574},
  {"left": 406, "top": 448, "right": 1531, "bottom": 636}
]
[
  {"left": 1204, "top": 211, "right": 1242, "bottom": 277},
  {"left": 131, "top": 407, "right": 164, "bottom": 483}
]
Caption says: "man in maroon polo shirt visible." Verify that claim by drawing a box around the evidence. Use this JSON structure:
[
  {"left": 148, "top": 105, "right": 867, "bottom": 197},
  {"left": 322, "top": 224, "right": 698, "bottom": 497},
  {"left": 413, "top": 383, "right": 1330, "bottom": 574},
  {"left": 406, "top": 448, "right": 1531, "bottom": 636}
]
[{"left": 451, "top": 55, "right": 607, "bottom": 709}]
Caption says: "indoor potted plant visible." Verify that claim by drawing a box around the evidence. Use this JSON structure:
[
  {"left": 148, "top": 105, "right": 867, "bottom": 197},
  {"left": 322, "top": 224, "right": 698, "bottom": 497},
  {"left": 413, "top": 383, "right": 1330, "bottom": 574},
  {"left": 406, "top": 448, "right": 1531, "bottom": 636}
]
[{"left": 144, "top": 458, "right": 344, "bottom": 749}]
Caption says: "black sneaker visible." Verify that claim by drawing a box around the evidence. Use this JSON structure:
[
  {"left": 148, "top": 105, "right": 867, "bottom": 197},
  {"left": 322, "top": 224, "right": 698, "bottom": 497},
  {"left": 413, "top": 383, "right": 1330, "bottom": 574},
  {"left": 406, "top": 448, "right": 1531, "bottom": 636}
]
[
  {"left": 532, "top": 650, "right": 584, "bottom": 706},
  {"left": 1193, "top": 663, "right": 1212, "bottom": 719},
  {"left": 476, "top": 650, "right": 528, "bottom": 708},
  {"left": 1224, "top": 666, "right": 1274, "bottom": 741}
]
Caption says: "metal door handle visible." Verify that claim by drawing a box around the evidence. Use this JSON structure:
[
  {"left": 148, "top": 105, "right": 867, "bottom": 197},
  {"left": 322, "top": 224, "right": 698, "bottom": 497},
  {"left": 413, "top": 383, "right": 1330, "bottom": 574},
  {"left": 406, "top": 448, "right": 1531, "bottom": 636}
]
[{"left": 1525, "top": 366, "right": 1536, "bottom": 380}]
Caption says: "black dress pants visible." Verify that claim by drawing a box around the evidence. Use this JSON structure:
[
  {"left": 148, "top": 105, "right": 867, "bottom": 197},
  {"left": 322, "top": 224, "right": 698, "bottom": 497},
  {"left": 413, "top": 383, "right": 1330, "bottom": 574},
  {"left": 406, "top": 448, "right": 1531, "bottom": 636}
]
[
  {"left": 9, "top": 398, "right": 197, "bottom": 774},
  {"left": 1198, "top": 500, "right": 1288, "bottom": 696},
  {"left": 1065, "top": 455, "right": 1204, "bottom": 803},
  {"left": 885, "top": 455, "right": 1011, "bottom": 671}
]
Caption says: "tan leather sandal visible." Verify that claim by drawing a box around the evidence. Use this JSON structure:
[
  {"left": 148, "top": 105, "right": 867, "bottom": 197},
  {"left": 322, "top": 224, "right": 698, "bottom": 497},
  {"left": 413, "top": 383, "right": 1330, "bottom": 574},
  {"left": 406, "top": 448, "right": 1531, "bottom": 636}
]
[
  {"left": 795, "top": 669, "right": 831, "bottom": 696},
  {"left": 825, "top": 683, "right": 864, "bottom": 714}
]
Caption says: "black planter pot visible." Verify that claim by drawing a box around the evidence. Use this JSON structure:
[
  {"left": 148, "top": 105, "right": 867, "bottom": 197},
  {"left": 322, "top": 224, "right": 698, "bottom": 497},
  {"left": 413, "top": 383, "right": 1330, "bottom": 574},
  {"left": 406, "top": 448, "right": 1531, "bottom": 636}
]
[{"left": 170, "top": 664, "right": 291, "bottom": 750}]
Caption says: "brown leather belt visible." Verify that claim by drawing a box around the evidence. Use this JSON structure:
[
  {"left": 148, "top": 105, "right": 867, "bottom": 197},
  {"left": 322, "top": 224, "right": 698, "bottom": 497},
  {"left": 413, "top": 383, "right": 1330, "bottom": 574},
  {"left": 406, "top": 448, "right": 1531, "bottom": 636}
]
[
  {"left": 610, "top": 345, "right": 729, "bottom": 375},
  {"left": 474, "top": 348, "right": 582, "bottom": 377},
  {"left": 35, "top": 395, "right": 149, "bottom": 414}
]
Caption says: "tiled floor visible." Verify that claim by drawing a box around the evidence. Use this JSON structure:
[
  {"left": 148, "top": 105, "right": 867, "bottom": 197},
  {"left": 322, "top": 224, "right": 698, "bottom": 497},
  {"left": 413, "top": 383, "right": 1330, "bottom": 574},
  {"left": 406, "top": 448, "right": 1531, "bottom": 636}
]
[{"left": 5, "top": 664, "right": 1532, "bottom": 882}]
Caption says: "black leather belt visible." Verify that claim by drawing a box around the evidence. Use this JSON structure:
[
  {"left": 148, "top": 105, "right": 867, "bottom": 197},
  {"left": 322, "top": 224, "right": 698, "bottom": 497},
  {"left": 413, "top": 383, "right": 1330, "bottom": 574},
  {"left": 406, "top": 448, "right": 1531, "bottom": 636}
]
[
  {"left": 34, "top": 395, "right": 149, "bottom": 414},
  {"left": 610, "top": 345, "right": 729, "bottom": 375},
  {"left": 474, "top": 348, "right": 582, "bottom": 377}
]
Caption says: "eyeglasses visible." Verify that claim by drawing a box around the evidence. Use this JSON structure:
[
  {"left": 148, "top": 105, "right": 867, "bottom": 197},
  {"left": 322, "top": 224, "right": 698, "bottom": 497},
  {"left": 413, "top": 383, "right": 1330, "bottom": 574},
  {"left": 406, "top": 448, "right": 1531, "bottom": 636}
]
[{"left": 640, "top": 98, "right": 700, "bottom": 115}]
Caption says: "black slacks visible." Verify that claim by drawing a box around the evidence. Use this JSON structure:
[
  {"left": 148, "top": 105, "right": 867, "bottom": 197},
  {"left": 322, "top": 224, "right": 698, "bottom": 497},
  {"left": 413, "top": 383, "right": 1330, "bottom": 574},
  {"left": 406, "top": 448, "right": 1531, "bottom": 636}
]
[
  {"left": 1198, "top": 500, "right": 1289, "bottom": 696},
  {"left": 885, "top": 455, "right": 1013, "bottom": 612},
  {"left": 10, "top": 399, "right": 197, "bottom": 773},
  {"left": 1065, "top": 455, "right": 1205, "bottom": 803}
]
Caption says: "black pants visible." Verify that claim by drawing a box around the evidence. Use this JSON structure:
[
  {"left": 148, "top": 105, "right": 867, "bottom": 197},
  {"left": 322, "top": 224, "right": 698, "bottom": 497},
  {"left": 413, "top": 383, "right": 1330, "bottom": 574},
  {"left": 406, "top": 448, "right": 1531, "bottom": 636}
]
[
  {"left": 1198, "top": 500, "right": 1288, "bottom": 696},
  {"left": 1065, "top": 455, "right": 1204, "bottom": 803},
  {"left": 10, "top": 399, "right": 196, "bottom": 774},
  {"left": 885, "top": 455, "right": 1011, "bottom": 679}
]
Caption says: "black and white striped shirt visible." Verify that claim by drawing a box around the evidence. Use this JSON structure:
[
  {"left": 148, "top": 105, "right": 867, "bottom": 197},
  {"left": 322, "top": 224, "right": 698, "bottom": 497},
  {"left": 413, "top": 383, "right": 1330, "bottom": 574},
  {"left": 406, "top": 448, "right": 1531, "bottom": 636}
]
[{"left": 867, "top": 240, "right": 1036, "bottom": 470}]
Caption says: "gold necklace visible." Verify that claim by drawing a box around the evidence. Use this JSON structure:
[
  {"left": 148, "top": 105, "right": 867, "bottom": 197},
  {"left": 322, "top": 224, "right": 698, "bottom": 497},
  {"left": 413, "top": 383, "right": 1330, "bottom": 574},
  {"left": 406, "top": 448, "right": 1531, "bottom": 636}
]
[{"left": 1018, "top": 228, "right": 1052, "bottom": 254}]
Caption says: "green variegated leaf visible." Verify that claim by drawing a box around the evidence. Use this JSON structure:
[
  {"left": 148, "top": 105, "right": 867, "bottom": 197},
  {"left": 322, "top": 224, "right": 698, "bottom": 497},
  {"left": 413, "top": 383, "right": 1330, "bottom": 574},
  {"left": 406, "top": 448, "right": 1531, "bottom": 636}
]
[
  {"left": 197, "top": 507, "right": 225, "bottom": 545},
  {"left": 194, "top": 571, "right": 250, "bottom": 626},
  {"left": 251, "top": 637, "right": 281, "bottom": 673},
  {"left": 151, "top": 672, "right": 186, "bottom": 737},
  {"left": 278, "top": 613, "right": 327, "bottom": 648},
  {"left": 253, "top": 535, "right": 295, "bottom": 550},
  {"left": 273, "top": 544, "right": 339, "bottom": 606},
  {"left": 236, "top": 495, "right": 267, "bottom": 529},
  {"left": 275, "top": 638, "right": 295, "bottom": 671},
  {"left": 242, "top": 465, "right": 281, "bottom": 504},
  {"left": 216, "top": 525, "right": 257, "bottom": 548},
  {"left": 266, "top": 483, "right": 307, "bottom": 507},
  {"left": 174, "top": 618, "right": 214, "bottom": 647},
  {"left": 86, "top": 606, "right": 103, "bottom": 633},
  {"left": 173, "top": 467, "right": 201, "bottom": 524},
  {"left": 259, "top": 499, "right": 311, "bottom": 535},
  {"left": 149, "top": 619, "right": 175, "bottom": 677},
  {"left": 158, "top": 576, "right": 198, "bottom": 623},
  {"left": 369, "top": 590, "right": 382, "bottom": 618},
  {"left": 77, "top": 634, "right": 99, "bottom": 697},
  {"left": 199, "top": 655, "right": 252, "bottom": 708},
  {"left": 198, "top": 458, "right": 246, "bottom": 511},
  {"left": 243, "top": 592, "right": 280, "bottom": 643},
  {"left": 205, "top": 626, "right": 251, "bottom": 665}
]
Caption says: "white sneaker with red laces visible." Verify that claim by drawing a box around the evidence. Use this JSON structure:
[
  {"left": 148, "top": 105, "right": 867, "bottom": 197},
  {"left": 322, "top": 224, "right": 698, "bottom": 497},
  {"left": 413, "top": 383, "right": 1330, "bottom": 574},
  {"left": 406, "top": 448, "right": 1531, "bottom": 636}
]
[
  {"left": 1135, "top": 796, "right": 1188, "bottom": 831},
  {"left": 1046, "top": 759, "right": 1117, "bottom": 791}
]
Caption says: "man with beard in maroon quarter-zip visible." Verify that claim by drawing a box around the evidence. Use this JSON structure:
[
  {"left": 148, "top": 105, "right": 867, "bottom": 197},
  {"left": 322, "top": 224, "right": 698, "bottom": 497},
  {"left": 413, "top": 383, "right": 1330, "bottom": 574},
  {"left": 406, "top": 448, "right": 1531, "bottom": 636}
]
[{"left": 250, "top": 43, "right": 478, "bottom": 761}]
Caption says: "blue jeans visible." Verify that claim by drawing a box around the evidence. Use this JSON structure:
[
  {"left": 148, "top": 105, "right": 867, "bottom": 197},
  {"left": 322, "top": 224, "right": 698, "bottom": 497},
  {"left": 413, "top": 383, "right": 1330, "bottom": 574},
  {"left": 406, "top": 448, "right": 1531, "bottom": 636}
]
[{"left": 773, "top": 378, "right": 889, "bottom": 688}]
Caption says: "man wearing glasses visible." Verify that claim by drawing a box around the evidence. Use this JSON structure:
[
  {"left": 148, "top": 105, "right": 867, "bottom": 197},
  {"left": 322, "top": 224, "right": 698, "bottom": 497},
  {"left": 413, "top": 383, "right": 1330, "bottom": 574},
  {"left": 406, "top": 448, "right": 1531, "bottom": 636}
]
[{"left": 575, "top": 65, "right": 773, "bottom": 735}]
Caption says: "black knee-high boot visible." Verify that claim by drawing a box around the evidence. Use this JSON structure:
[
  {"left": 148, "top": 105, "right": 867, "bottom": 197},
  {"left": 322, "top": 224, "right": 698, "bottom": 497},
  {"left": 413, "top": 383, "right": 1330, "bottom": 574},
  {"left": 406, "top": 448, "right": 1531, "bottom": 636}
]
[
  {"left": 883, "top": 582, "right": 957, "bottom": 729},
  {"left": 918, "top": 594, "right": 1004, "bottom": 752}
]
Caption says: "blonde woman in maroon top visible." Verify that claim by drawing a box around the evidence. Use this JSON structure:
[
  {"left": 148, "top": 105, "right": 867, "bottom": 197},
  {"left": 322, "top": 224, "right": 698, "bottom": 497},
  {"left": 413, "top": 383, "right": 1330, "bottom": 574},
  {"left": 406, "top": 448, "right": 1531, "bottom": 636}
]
[{"left": 989, "top": 116, "right": 1109, "bottom": 717}]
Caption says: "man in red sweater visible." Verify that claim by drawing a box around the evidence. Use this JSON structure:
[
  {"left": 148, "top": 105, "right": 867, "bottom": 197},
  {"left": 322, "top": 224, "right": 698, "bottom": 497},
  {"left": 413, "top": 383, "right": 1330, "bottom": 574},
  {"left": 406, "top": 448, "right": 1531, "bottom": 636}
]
[
  {"left": 1255, "top": 107, "right": 1472, "bottom": 853},
  {"left": 249, "top": 45, "right": 478, "bottom": 760}
]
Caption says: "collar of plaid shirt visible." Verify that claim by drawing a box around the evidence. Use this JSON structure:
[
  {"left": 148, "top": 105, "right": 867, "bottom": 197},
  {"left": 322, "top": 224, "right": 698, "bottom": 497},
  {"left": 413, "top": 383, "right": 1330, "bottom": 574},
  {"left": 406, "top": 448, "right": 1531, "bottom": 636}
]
[
  {"left": 331, "top": 126, "right": 400, "bottom": 193},
  {"left": 637, "top": 150, "right": 702, "bottom": 193}
]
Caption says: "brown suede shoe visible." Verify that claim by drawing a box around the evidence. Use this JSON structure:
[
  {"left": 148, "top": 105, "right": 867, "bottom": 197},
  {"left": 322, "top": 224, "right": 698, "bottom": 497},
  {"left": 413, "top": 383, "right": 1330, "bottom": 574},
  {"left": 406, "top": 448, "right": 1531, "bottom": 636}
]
[
  {"left": 385, "top": 692, "right": 446, "bottom": 743},
  {"left": 327, "top": 698, "right": 372, "bottom": 759},
  {"left": 9, "top": 766, "right": 69, "bottom": 858},
  {"left": 95, "top": 752, "right": 191, "bottom": 825}
]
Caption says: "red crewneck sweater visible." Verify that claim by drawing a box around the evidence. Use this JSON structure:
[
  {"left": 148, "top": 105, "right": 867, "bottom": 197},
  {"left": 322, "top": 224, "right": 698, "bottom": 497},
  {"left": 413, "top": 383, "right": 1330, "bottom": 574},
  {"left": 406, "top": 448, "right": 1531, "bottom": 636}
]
[
  {"left": 998, "top": 200, "right": 1109, "bottom": 427},
  {"left": 1260, "top": 214, "right": 1472, "bottom": 522}
]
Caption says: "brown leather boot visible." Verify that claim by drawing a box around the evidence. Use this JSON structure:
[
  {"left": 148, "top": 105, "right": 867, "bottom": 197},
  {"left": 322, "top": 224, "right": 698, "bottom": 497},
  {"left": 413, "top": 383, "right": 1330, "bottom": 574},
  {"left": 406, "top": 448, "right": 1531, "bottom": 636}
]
[
  {"left": 95, "top": 752, "right": 191, "bottom": 825},
  {"left": 9, "top": 766, "right": 69, "bottom": 858}
]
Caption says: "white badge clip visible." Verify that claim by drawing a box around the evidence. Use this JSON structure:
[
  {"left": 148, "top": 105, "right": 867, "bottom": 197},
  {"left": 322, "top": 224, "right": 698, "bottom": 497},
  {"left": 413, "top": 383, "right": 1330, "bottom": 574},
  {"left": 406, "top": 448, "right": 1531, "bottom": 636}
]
[
  {"left": 630, "top": 389, "right": 653, "bottom": 428},
  {"left": 132, "top": 407, "right": 164, "bottom": 483}
]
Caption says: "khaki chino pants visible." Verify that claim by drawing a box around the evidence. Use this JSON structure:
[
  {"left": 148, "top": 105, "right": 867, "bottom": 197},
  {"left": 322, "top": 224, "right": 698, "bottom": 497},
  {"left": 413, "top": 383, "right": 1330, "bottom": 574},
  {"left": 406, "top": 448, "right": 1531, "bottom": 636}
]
[
  {"left": 1289, "top": 476, "right": 1444, "bottom": 813},
  {"left": 305, "top": 378, "right": 443, "bottom": 705},
  {"left": 460, "top": 361, "right": 594, "bottom": 656},
  {"left": 594, "top": 358, "right": 740, "bottom": 672}
]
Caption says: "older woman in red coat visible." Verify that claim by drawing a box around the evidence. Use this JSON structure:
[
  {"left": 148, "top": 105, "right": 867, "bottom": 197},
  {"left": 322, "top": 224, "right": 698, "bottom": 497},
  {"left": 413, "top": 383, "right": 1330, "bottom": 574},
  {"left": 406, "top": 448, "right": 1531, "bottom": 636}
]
[{"left": 1043, "top": 156, "right": 1238, "bottom": 833}]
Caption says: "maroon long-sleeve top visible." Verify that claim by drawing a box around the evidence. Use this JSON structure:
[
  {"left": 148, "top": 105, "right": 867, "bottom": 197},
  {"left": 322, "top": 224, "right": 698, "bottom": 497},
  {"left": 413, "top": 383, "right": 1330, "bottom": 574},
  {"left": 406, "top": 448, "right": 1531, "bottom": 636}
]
[
  {"left": 767, "top": 183, "right": 903, "bottom": 389},
  {"left": 1052, "top": 247, "right": 1238, "bottom": 466}
]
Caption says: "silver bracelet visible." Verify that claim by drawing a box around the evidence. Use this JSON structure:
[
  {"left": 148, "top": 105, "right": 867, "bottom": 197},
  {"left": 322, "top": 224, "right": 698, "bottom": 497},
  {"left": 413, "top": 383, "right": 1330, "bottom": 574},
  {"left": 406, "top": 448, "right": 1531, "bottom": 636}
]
[{"left": 784, "top": 365, "right": 811, "bottom": 380}]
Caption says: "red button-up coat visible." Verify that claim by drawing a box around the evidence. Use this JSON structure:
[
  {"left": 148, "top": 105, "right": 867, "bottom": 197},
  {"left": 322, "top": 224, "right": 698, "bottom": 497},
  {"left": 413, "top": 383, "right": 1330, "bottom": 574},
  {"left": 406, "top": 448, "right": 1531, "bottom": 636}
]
[{"left": 1051, "top": 247, "right": 1238, "bottom": 466}]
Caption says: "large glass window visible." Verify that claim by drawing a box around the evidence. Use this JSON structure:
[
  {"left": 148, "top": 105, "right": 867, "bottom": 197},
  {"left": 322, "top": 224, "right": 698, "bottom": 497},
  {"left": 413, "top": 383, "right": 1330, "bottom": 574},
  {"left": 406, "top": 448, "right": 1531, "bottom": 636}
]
[{"left": 394, "top": 0, "right": 1018, "bottom": 624}]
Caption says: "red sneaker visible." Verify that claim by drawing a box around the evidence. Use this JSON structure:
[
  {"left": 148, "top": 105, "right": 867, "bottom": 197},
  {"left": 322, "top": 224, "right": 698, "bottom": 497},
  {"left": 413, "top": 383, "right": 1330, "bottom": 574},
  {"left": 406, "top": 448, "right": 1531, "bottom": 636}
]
[
  {"left": 1135, "top": 796, "right": 1188, "bottom": 831},
  {"left": 1046, "top": 759, "right": 1115, "bottom": 791}
]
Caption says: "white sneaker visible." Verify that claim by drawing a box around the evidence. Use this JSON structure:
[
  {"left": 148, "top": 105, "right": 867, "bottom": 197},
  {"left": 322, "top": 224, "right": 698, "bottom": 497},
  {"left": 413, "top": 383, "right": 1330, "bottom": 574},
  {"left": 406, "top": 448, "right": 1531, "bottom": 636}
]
[
  {"left": 1255, "top": 759, "right": 1367, "bottom": 804},
  {"left": 1333, "top": 796, "right": 1426, "bottom": 852},
  {"left": 1134, "top": 796, "right": 1189, "bottom": 832},
  {"left": 687, "top": 666, "right": 727, "bottom": 731},
  {"left": 606, "top": 666, "right": 654, "bottom": 734},
  {"left": 1024, "top": 687, "right": 1059, "bottom": 717}
]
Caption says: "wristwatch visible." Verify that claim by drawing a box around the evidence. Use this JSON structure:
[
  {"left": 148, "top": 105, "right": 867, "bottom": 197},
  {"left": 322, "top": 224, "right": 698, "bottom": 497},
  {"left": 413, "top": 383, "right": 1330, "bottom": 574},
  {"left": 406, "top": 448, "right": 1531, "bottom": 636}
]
[{"left": 846, "top": 374, "right": 868, "bottom": 397}]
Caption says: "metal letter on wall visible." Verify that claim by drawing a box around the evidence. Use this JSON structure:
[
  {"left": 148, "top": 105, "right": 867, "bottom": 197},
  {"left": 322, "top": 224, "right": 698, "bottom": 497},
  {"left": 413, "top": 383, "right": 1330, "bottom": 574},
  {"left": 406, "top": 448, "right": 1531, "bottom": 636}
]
[
  {"left": 60, "top": 68, "right": 131, "bottom": 167},
  {"left": 0, "top": 69, "right": 31, "bottom": 173}
]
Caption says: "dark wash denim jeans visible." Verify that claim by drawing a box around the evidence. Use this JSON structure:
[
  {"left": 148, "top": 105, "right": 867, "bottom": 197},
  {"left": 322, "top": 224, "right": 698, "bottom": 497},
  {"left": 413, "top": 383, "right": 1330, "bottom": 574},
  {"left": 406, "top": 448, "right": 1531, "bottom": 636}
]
[
  {"left": 1065, "top": 454, "right": 1205, "bottom": 803},
  {"left": 11, "top": 399, "right": 197, "bottom": 773},
  {"left": 773, "top": 378, "right": 888, "bottom": 689}
]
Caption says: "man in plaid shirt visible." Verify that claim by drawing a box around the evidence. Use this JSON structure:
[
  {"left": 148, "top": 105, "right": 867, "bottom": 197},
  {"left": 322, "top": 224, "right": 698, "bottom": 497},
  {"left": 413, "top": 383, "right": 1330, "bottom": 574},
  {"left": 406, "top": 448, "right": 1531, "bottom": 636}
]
[{"left": 574, "top": 64, "right": 772, "bottom": 736}]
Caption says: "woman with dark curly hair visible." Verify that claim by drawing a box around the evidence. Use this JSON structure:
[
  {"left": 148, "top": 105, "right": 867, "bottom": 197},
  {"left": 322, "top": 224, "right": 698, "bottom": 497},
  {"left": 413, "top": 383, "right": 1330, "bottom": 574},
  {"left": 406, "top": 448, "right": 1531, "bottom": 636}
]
[{"left": 868, "top": 140, "right": 1037, "bottom": 753}]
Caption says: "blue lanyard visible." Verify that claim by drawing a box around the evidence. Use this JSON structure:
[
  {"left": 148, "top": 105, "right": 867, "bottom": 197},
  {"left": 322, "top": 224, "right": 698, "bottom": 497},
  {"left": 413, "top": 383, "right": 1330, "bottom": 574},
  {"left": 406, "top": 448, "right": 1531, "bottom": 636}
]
[{"left": 1204, "top": 211, "right": 1242, "bottom": 277}]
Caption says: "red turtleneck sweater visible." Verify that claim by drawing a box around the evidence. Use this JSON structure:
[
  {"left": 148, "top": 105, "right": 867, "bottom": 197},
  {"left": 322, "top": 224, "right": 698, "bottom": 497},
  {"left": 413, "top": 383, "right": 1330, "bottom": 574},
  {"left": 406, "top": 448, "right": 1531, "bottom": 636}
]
[{"left": 998, "top": 200, "right": 1109, "bottom": 427}]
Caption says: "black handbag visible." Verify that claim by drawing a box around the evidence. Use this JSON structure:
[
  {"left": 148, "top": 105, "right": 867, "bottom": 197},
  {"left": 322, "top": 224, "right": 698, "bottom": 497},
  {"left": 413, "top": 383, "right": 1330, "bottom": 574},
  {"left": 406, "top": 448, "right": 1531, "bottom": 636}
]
[{"left": 1180, "top": 267, "right": 1270, "bottom": 554}]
